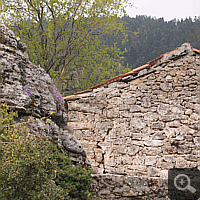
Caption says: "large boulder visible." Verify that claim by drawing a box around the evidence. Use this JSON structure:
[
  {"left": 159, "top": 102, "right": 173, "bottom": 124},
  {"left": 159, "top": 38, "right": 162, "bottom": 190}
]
[{"left": 0, "top": 24, "right": 89, "bottom": 166}]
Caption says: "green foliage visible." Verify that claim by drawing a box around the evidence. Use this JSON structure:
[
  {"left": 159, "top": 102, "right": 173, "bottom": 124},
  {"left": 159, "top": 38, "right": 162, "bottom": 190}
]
[
  {"left": 51, "top": 144, "right": 95, "bottom": 199},
  {"left": 1, "top": 0, "right": 132, "bottom": 95},
  {"left": 105, "top": 15, "right": 200, "bottom": 70},
  {"left": 0, "top": 101, "right": 97, "bottom": 199},
  {"left": 0, "top": 101, "right": 66, "bottom": 199}
]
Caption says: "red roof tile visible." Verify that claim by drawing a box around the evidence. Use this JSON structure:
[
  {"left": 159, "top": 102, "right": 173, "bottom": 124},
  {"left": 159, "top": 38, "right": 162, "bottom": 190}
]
[{"left": 64, "top": 45, "right": 200, "bottom": 100}]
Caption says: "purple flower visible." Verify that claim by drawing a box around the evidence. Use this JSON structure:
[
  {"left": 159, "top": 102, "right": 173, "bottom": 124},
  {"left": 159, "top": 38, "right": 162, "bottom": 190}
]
[
  {"left": 51, "top": 87, "right": 65, "bottom": 110},
  {"left": 66, "top": 125, "right": 73, "bottom": 133},
  {"left": 24, "top": 52, "right": 29, "bottom": 59},
  {"left": 24, "top": 87, "right": 34, "bottom": 96},
  {"left": 93, "top": 168, "right": 98, "bottom": 173}
]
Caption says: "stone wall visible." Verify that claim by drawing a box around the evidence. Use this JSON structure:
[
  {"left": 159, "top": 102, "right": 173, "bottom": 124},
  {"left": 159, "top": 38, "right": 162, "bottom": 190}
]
[
  {"left": 90, "top": 174, "right": 168, "bottom": 199},
  {"left": 66, "top": 43, "right": 200, "bottom": 198}
]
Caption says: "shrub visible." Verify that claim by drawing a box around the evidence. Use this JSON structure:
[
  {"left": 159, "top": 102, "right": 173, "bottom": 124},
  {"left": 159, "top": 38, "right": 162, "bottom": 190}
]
[
  {"left": 0, "top": 101, "right": 66, "bottom": 199},
  {"left": 0, "top": 100, "right": 97, "bottom": 199},
  {"left": 0, "top": 101, "right": 97, "bottom": 199},
  {"left": 51, "top": 144, "right": 95, "bottom": 199}
]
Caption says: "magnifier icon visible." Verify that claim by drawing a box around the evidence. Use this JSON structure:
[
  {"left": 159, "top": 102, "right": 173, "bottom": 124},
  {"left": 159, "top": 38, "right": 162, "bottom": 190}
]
[{"left": 174, "top": 174, "right": 196, "bottom": 193}]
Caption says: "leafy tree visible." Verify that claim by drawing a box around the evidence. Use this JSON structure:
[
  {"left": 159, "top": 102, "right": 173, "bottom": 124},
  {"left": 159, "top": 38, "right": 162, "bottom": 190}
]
[
  {"left": 0, "top": 101, "right": 66, "bottom": 199},
  {"left": 1, "top": 0, "right": 132, "bottom": 95}
]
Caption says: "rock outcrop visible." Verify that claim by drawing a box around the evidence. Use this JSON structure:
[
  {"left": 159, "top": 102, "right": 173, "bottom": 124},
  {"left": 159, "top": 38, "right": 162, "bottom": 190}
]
[{"left": 0, "top": 24, "right": 89, "bottom": 165}]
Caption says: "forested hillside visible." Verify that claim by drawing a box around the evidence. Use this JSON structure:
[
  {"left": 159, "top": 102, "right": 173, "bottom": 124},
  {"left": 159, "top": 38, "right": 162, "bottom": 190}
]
[{"left": 105, "top": 15, "right": 200, "bottom": 69}]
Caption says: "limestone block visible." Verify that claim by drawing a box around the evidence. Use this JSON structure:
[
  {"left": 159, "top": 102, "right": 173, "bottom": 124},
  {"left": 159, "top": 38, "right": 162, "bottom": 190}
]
[
  {"left": 163, "top": 155, "right": 174, "bottom": 162},
  {"left": 117, "top": 82, "right": 129, "bottom": 88},
  {"left": 134, "top": 156, "right": 145, "bottom": 165},
  {"left": 152, "top": 133, "right": 164, "bottom": 140},
  {"left": 67, "top": 122, "right": 91, "bottom": 130},
  {"left": 142, "top": 100, "right": 151, "bottom": 108},
  {"left": 98, "top": 189, "right": 111, "bottom": 195},
  {"left": 195, "top": 104, "right": 200, "bottom": 115},
  {"left": 157, "top": 160, "right": 174, "bottom": 169},
  {"left": 166, "top": 120, "right": 181, "bottom": 128},
  {"left": 120, "top": 111, "right": 133, "bottom": 118},
  {"left": 185, "top": 154, "right": 198, "bottom": 162},
  {"left": 157, "top": 104, "right": 170, "bottom": 115},
  {"left": 108, "top": 82, "right": 118, "bottom": 88},
  {"left": 175, "top": 135, "right": 184, "bottom": 140},
  {"left": 119, "top": 104, "right": 130, "bottom": 111},
  {"left": 187, "top": 68, "right": 196, "bottom": 76},
  {"left": 130, "top": 118, "right": 146, "bottom": 129},
  {"left": 132, "top": 140, "right": 145, "bottom": 146},
  {"left": 121, "top": 155, "right": 133, "bottom": 165},
  {"left": 107, "top": 89, "right": 121, "bottom": 98},
  {"left": 195, "top": 121, "right": 200, "bottom": 131},
  {"left": 144, "top": 112, "right": 159, "bottom": 122},
  {"left": 159, "top": 115, "right": 174, "bottom": 122},
  {"left": 151, "top": 122, "right": 165, "bottom": 129},
  {"left": 175, "top": 157, "right": 188, "bottom": 168},
  {"left": 173, "top": 114, "right": 187, "bottom": 120},
  {"left": 138, "top": 83, "right": 148, "bottom": 91},
  {"left": 73, "top": 130, "right": 82, "bottom": 140},
  {"left": 113, "top": 187, "right": 123, "bottom": 194},
  {"left": 142, "top": 147, "right": 162, "bottom": 156},
  {"left": 194, "top": 137, "right": 200, "bottom": 146},
  {"left": 145, "top": 156, "right": 157, "bottom": 166},
  {"left": 160, "top": 170, "right": 168, "bottom": 179},
  {"left": 164, "top": 127, "right": 179, "bottom": 138},
  {"left": 160, "top": 83, "right": 172, "bottom": 91},
  {"left": 130, "top": 133, "right": 142, "bottom": 140},
  {"left": 67, "top": 101, "right": 81, "bottom": 111},
  {"left": 130, "top": 105, "right": 141, "bottom": 112},
  {"left": 127, "top": 146, "right": 139, "bottom": 156},
  {"left": 147, "top": 167, "right": 159, "bottom": 177},
  {"left": 67, "top": 111, "right": 79, "bottom": 121},
  {"left": 122, "top": 190, "right": 138, "bottom": 197},
  {"left": 171, "top": 106, "right": 185, "bottom": 114},
  {"left": 190, "top": 113, "right": 200, "bottom": 120},
  {"left": 110, "top": 97, "right": 123, "bottom": 105},
  {"left": 144, "top": 140, "right": 163, "bottom": 147},
  {"left": 165, "top": 75, "right": 173, "bottom": 82},
  {"left": 189, "top": 162, "right": 198, "bottom": 168},
  {"left": 94, "top": 148, "right": 103, "bottom": 163},
  {"left": 121, "top": 92, "right": 134, "bottom": 99},
  {"left": 106, "top": 108, "right": 119, "bottom": 118},
  {"left": 104, "top": 156, "right": 115, "bottom": 167},
  {"left": 116, "top": 146, "right": 127, "bottom": 155}
]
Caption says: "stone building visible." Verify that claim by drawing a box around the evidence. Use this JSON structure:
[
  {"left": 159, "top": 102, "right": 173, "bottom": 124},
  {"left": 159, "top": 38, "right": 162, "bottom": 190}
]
[{"left": 64, "top": 43, "right": 200, "bottom": 199}]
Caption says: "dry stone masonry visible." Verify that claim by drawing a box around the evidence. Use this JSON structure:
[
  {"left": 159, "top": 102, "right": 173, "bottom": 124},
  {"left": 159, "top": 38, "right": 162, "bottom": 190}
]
[{"left": 66, "top": 43, "right": 200, "bottom": 199}]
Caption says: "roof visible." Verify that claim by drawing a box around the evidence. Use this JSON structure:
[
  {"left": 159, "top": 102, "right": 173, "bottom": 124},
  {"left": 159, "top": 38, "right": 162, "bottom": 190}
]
[{"left": 63, "top": 43, "right": 200, "bottom": 100}]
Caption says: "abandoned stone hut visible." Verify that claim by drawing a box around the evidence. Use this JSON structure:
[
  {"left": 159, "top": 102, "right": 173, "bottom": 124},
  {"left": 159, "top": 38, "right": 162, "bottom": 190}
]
[{"left": 64, "top": 43, "right": 200, "bottom": 198}]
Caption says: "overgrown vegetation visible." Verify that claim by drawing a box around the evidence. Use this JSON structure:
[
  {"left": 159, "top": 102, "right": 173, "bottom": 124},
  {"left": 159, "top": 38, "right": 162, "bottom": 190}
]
[
  {"left": 51, "top": 145, "right": 95, "bottom": 199},
  {"left": 1, "top": 0, "right": 133, "bottom": 95},
  {"left": 0, "top": 101, "right": 96, "bottom": 199}
]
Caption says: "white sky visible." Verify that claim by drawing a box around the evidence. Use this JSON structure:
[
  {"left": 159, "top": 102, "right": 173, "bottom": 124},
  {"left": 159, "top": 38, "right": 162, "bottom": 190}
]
[{"left": 126, "top": 0, "right": 200, "bottom": 21}]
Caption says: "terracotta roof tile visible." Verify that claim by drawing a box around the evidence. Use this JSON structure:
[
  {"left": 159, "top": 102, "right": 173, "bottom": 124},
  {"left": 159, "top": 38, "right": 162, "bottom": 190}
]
[
  {"left": 193, "top": 48, "right": 200, "bottom": 54},
  {"left": 64, "top": 45, "right": 200, "bottom": 100}
]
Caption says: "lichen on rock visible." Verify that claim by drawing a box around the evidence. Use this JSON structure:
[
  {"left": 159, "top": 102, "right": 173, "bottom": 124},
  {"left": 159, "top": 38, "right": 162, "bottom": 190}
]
[{"left": 0, "top": 24, "right": 90, "bottom": 166}]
